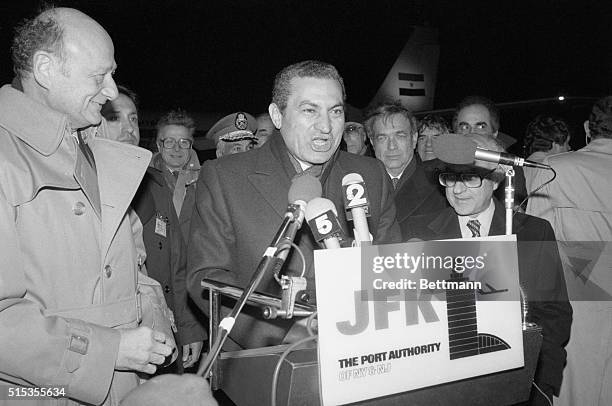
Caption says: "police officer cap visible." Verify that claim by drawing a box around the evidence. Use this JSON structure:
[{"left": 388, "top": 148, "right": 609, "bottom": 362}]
[{"left": 206, "top": 112, "right": 258, "bottom": 144}]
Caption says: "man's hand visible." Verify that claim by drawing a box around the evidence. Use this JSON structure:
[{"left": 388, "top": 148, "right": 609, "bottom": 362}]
[
  {"left": 182, "top": 341, "right": 204, "bottom": 368},
  {"left": 116, "top": 327, "right": 175, "bottom": 374}
]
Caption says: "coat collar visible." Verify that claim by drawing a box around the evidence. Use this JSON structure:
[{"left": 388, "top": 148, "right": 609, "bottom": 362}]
[
  {"left": 250, "top": 135, "right": 295, "bottom": 218},
  {"left": 90, "top": 138, "right": 152, "bottom": 256},
  {"left": 0, "top": 84, "right": 69, "bottom": 156},
  {"left": 249, "top": 134, "right": 344, "bottom": 219}
]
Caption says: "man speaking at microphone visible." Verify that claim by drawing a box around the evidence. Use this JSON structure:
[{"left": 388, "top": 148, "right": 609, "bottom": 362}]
[{"left": 187, "top": 60, "right": 401, "bottom": 350}]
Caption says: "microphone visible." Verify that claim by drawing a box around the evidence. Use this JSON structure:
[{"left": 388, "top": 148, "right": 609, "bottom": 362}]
[
  {"left": 273, "top": 174, "right": 323, "bottom": 263},
  {"left": 305, "top": 197, "right": 345, "bottom": 249},
  {"left": 341, "top": 173, "right": 372, "bottom": 245},
  {"left": 432, "top": 134, "right": 551, "bottom": 169},
  {"left": 198, "top": 174, "right": 321, "bottom": 378}
]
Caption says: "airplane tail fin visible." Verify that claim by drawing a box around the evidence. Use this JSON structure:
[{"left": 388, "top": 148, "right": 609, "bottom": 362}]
[{"left": 367, "top": 26, "right": 439, "bottom": 113}]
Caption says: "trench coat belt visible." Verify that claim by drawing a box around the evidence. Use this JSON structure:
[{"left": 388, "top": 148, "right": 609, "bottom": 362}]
[{"left": 43, "top": 296, "right": 139, "bottom": 328}]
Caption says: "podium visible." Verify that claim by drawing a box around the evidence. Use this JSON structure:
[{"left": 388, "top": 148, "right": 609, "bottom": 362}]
[
  {"left": 203, "top": 280, "right": 542, "bottom": 406},
  {"left": 216, "top": 328, "right": 541, "bottom": 406}
]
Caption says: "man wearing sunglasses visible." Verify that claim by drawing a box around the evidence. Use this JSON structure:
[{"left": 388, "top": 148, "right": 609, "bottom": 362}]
[
  {"left": 401, "top": 133, "right": 572, "bottom": 406},
  {"left": 151, "top": 109, "right": 201, "bottom": 242}
]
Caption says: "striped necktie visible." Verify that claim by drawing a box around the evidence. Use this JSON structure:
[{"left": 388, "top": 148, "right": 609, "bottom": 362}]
[{"left": 467, "top": 219, "right": 481, "bottom": 237}]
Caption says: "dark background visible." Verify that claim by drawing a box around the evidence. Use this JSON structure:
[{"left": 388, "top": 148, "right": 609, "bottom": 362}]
[{"left": 1, "top": 0, "right": 611, "bottom": 151}]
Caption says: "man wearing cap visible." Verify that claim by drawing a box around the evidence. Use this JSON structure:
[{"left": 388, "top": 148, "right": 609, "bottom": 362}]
[
  {"left": 187, "top": 60, "right": 401, "bottom": 350},
  {"left": 402, "top": 134, "right": 572, "bottom": 406},
  {"left": 364, "top": 101, "right": 447, "bottom": 231},
  {"left": 207, "top": 112, "right": 258, "bottom": 157},
  {"left": 343, "top": 121, "right": 373, "bottom": 156},
  {"left": 150, "top": 109, "right": 200, "bottom": 242}
]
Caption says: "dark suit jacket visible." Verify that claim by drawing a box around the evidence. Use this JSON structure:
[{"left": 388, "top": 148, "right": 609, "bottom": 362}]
[
  {"left": 401, "top": 200, "right": 572, "bottom": 395},
  {"left": 132, "top": 167, "right": 206, "bottom": 348},
  {"left": 187, "top": 135, "right": 401, "bottom": 349},
  {"left": 394, "top": 156, "right": 448, "bottom": 231}
]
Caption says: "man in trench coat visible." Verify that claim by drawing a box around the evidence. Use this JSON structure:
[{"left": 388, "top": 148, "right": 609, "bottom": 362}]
[{"left": 0, "top": 7, "right": 174, "bottom": 405}]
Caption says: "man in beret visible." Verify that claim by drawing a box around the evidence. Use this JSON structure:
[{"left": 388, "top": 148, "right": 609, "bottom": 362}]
[
  {"left": 187, "top": 60, "right": 401, "bottom": 350},
  {"left": 402, "top": 134, "right": 572, "bottom": 406},
  {"left": 206, "top": 112, "right": 258, "bottom": 158}
]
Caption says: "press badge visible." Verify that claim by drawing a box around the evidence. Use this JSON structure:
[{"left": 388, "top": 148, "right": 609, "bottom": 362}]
[{"left": 154, "top": 213, "right": 168, "bottom": 237}]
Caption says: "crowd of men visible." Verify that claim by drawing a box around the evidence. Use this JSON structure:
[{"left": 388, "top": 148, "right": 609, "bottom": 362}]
[{"left": 0, "top": 6, "right": 610, "bottom": 406}]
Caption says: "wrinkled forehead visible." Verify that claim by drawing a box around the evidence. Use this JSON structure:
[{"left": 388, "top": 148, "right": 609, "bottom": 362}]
[
  {"left": 157, "top": 125, "right": 194, "bottom": 140},
  {"left": 374, "top": 113, "right": 413, "bottom": 132}
]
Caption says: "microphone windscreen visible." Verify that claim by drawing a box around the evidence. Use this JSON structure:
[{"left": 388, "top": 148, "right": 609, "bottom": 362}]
[
  {"left": 341, "top": 172, "right": 364, "bottom": 186},
  {"left": 432, "top": 134, "right": 477, "bottom": 164},
  {"left": 288, "top": 173, "right": 322, "bottom": 204},
  {"left": 305, "top": 197, "right": 338, "bottom": 222}
]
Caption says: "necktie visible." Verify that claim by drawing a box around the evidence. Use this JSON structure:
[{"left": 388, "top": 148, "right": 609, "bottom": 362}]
[
  {"left": 391, "top": 177, "right": 399, "bottom": 189},
  {"left": 467, "top": 219, "right": 481, "bottom": 237},
  {"left": 76, "top": 130, "right": 96, "bottom": 171}
]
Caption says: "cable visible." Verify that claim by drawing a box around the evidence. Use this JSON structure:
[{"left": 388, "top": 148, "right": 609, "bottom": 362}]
[
  {"left": 532, "top": 382, "right": 553, "bottom": 406},
  {"left": 306, "top": 311, "right": 318, "bottom": 337},
  {"left": 290, "top": 242, "right": 306, "bottom": 278},
  {"left": 514, "top": 167, "right": 557, "bottom": 214},
  {"left": 270, "top": 335, "right": 318, "bottom": 406},
  {"left": 273, "top": 242, "right": 306, "bottom": 283}
]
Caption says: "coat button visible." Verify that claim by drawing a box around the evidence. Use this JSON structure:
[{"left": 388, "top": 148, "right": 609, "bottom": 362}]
[
  {"left": 164, "top": 285, "right": 171, "bottom": 294},
  {"left": 299, "top": 292, "right": 310, "bottom": 303},
  {"left": 72, "top": 201, "right": 86, "bottom": 215},
  {"left": 104, "top": 265, "right": 112, "bottom": 278}
]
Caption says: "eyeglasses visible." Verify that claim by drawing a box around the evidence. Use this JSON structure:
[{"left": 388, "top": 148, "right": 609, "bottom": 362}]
[
  {"left": 456, "top": 122, "right": 490, "bottom": 134},
  {"left": 159, "top": 138, "right": 193, "bottom": 149},
  {"left": 438, "top": 169, "right": 496, "bottom": 188}
]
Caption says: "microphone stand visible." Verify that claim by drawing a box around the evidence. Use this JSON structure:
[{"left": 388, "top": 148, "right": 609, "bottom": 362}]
[
  {"left": 504, "top": 168, "right": 515, "bottom": 236},
  {"left": 197, "top": 204, "right": 303, "bottom": 379}
]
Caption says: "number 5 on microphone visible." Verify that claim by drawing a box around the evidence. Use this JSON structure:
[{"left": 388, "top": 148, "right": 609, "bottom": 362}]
[
  {"left": 315, "top": 212, "right": 333, "bottom": 235},
  {"left": 308, "top": 210, "right": 342, "bottom": 242}
]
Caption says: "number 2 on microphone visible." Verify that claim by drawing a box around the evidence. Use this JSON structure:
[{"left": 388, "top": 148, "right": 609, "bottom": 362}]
[{"left": 345, "top": 183, "right": 367, "bottom": 208}]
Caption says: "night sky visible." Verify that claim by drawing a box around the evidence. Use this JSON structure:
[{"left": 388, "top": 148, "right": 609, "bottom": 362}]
[{"left": 1, "top": 1, "right": 611, "bottom": 118}]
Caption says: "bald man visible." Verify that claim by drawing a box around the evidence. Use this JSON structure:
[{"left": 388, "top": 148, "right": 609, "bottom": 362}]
[{"left": 0, "top": 7, "right": 176, "bottom": 405}]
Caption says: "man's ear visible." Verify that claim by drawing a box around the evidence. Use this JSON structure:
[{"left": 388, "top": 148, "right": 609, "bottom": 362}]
[
  {"left": 31, "top": 51, "right": 56, "bottom": 89},
  {"left": 269, "top": 103, "right": 282, "bottom": 130},
  {"left": 411, "top": 131, "right": 418, "bottom": 150},
  {"left": 583, "top": 120, "right": 590, "bottom": 138},
  {"left": 215, "top": 142, "right": 224, "bottom": 158}
]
